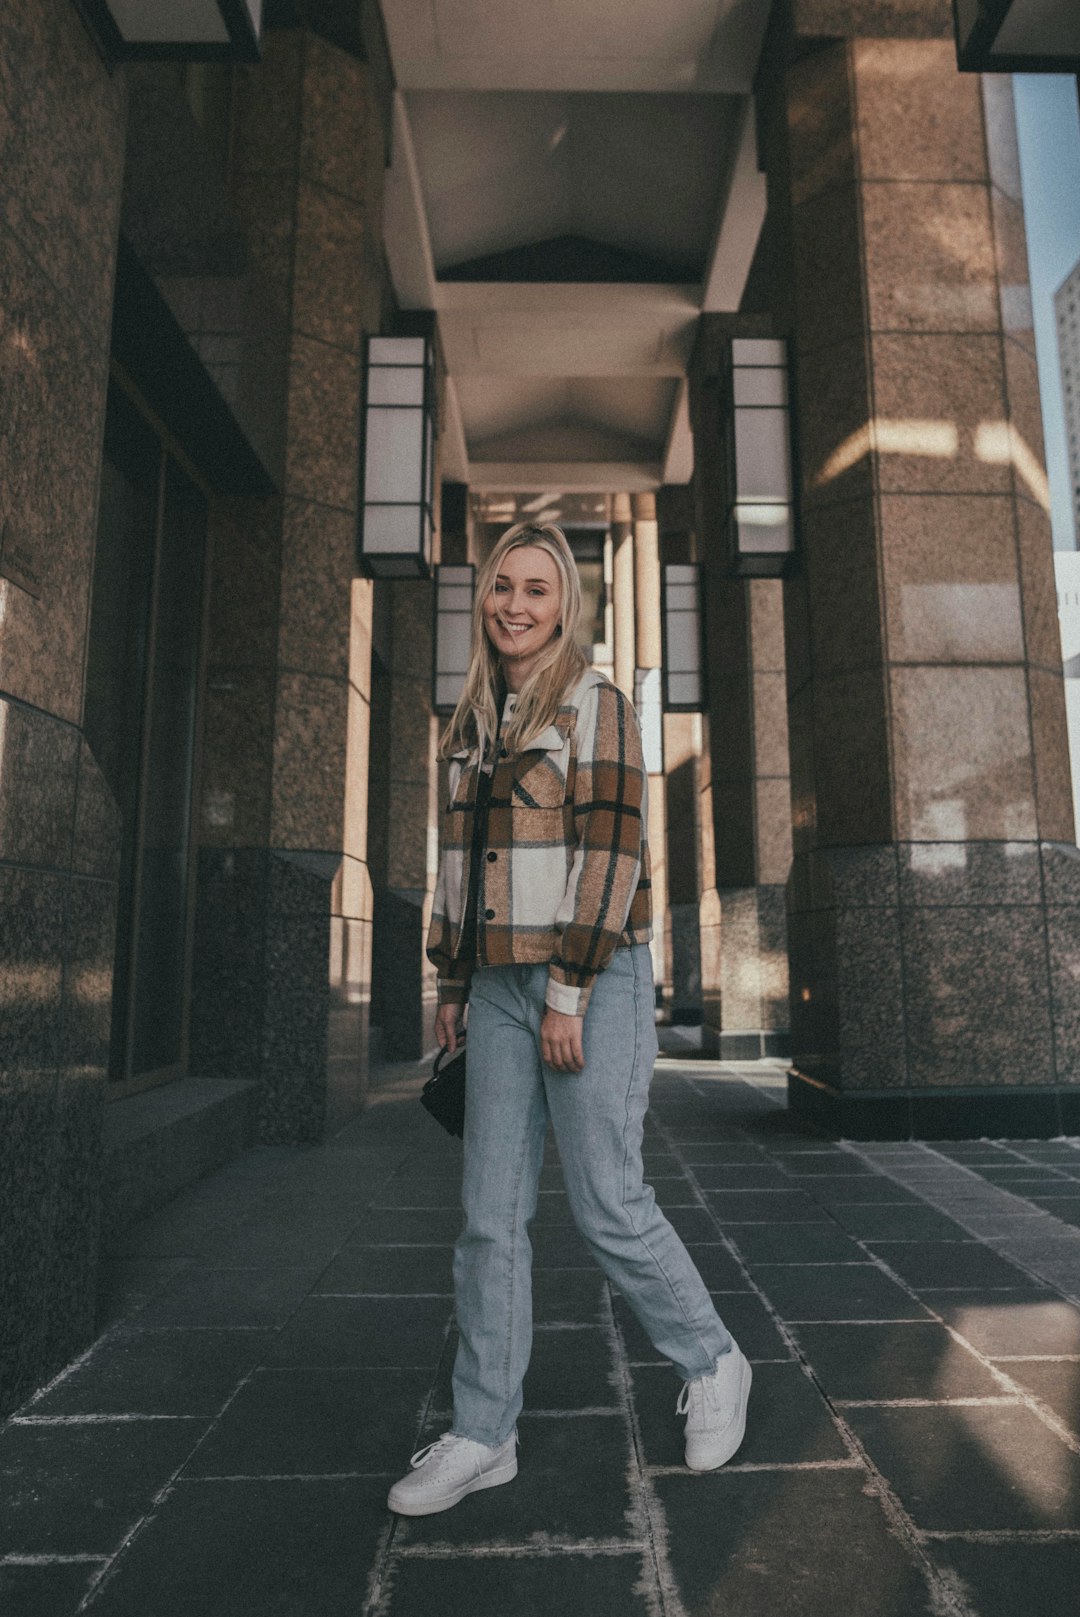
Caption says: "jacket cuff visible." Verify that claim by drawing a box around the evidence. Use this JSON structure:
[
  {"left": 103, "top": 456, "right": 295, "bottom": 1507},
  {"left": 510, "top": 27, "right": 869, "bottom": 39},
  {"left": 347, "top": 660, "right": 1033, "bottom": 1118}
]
[
  {"left": 437, "top": 978, "right": 470, "bottom": 1007},
  {"left": 545, "top": 974, "right": 590, "bottom": 1017}
]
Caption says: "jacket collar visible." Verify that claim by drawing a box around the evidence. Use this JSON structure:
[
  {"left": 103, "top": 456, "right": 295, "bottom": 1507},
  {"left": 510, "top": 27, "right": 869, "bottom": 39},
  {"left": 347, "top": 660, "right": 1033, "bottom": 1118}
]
[{"left": 450, "top": 719, "right": 566, "bottom": 762}]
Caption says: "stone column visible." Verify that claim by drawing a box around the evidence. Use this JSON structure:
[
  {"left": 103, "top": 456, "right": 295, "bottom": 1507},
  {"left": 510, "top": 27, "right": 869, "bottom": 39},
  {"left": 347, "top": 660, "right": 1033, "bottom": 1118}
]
[
  {"left": 632, "top": 492, "right": 669, "bottom": 998},
  {"left": 192, "top": 27, "right": 384, "bottom": 1139},
  {"left": 0, "top": 0, "right": 127, "bottom": 1414},
  {"left": 611, "top": 491, "right": 636, "bottom": 698},
  {"left": 689, "top": 324, "right": 793, "bottom": 1059},
  {"left": 776, "top": 20, "right": 1080, "bottom": 1134}
]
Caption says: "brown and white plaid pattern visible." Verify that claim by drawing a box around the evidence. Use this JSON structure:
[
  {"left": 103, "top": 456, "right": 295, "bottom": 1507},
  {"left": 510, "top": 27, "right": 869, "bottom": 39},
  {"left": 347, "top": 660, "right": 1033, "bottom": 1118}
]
[{"left": 427, "top": 670, "right": 652, "bottom": 1015}]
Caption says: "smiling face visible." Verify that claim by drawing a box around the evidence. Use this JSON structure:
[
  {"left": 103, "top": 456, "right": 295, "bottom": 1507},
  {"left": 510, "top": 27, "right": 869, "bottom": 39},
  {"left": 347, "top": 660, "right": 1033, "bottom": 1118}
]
[{"left": 481, "top": 544, "right": 563, "bottom": 690}]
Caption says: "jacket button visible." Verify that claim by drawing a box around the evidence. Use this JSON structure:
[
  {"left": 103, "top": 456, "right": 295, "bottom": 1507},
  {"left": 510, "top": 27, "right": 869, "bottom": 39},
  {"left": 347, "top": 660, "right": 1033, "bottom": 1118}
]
[
  {"left": 486, "top": 850, "right": 497, "bottom": 862},
  {"left": 484, "top": 908, "right": 495, "bottom": 920}
]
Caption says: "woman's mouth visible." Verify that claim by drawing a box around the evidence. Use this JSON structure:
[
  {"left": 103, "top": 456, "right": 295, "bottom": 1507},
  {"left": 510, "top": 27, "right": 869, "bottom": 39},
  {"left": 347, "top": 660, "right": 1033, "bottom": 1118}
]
[{"left": 502, "top": 622, "right": 531, "bottom": 638}]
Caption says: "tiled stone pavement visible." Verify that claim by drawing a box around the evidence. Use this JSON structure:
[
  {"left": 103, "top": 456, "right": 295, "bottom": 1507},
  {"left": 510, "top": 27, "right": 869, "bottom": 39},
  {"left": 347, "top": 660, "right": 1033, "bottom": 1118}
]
[{"left": 3, "top": 1056, "right": 1080, "bottom": 1617}]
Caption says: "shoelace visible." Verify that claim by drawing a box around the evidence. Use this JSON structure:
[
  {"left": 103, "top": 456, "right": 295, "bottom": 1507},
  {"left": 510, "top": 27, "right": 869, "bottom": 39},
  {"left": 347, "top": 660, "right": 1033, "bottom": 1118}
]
[
  {"left": 409, "top": 1432, "right": 463, "bottom": 1470},
  {"left": 676, "top": 1371, "right": 724, "bottom": 1419}
]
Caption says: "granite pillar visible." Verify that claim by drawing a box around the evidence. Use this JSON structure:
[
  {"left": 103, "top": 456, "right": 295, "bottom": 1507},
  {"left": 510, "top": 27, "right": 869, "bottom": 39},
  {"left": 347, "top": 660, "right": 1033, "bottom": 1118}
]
[
  {"left": 0, "top": 0, "right": 127, "bottom": 1414},
  {"left": 689, "top": 325, "right": 793, "bottom": 1059},
  {"left": 631, "top": 492, "right": 669, "bottom": 999},
  {"left": 369, "top": 580, "right": 439, "bottom": 1061},
  {"left": 190, "top": 27, "right": 385, "bottom": 1140},
  {"left": 774, "top": 22, "right": 1080, "bottom": 1134}
]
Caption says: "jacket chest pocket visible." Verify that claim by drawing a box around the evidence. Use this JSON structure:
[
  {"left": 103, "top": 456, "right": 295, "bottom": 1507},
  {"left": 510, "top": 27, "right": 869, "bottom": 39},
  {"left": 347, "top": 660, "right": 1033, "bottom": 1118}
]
[{"left": 511, "top": 752, "right": 569, "bottom": 811}]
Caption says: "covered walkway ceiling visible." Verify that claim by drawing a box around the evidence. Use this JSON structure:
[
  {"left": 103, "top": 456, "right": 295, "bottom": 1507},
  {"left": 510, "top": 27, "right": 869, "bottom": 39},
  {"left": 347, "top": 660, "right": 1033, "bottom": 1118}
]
[{"left": 380, "top": 0, "right": 771, "bottom": 492}]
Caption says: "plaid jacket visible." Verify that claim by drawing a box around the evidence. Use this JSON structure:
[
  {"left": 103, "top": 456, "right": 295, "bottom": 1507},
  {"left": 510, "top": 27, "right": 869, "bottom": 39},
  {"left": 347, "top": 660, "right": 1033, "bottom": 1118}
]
[{"left": 427, "top": 669, "right": 652, "bottom": 1016}]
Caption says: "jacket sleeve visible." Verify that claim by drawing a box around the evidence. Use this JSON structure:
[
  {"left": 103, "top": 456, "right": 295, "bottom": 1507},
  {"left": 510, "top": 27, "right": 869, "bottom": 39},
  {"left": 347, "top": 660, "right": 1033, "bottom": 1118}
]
[{"left": 546, "top": 680, "right": 648, "bottom": 1017}]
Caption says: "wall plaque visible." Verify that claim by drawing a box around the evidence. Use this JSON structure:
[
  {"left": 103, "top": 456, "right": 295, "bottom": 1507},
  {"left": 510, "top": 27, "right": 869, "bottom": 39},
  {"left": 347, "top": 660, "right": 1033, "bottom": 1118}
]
[{"left": 0, "top": 519, "right": 43, "bottom": 599}]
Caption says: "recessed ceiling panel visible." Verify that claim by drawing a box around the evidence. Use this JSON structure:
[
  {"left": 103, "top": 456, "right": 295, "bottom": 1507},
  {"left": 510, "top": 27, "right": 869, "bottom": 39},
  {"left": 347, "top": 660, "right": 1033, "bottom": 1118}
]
[{"left": 406, "top": 90, "right": 740, "bottom": 278}]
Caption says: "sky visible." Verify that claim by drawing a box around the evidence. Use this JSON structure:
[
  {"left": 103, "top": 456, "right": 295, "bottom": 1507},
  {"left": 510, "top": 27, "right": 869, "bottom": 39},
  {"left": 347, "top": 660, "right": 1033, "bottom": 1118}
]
[{"left": 1013, "top": 73, "right": 1080, "bottom": 550}]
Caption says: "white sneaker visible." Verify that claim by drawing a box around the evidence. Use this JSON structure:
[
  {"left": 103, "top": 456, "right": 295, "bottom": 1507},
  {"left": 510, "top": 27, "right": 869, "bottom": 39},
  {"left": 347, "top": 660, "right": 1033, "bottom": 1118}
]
[
  {"left": 386, "top": 1430, "right": 518, "bottom": 1516},
  {"left": 677, "top": 1342, "right": 752, "bottom": 1472}
]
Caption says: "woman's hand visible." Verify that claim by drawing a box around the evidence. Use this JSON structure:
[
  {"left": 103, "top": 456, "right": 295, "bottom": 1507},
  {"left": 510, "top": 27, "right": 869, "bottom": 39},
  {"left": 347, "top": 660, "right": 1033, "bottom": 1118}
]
[
  {"left": 435, "top": 1002, "right": 466, "bottom": 1054},
  {"left": 541, "top": 1008, "right": 585, "bottom": 1073}
]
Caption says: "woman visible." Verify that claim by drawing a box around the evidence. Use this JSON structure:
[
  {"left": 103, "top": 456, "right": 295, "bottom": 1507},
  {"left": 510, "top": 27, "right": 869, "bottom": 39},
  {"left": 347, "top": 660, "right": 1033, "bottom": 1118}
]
[{"left": 387, "top": 521, "right": 751, "bottom": 1517}]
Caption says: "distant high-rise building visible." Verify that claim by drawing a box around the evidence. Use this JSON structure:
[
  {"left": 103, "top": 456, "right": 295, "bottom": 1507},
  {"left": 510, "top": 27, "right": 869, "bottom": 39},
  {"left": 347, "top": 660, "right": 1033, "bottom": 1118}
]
[{"left": 1055, "top": 257, "right": 1080, "bottom": 546}]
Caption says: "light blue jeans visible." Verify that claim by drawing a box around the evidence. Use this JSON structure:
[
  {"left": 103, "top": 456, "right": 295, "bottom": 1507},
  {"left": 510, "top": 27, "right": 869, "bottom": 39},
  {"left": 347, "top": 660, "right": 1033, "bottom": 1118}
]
[{"left": 452, "top": 943, "right": 732, "bottom": 1445}]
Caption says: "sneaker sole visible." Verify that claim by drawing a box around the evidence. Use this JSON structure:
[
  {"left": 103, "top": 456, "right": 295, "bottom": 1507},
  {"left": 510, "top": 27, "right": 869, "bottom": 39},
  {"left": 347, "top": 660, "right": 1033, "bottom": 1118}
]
[
  {"left": 685, "top": 1356, "right": 753, "bottom": 1473},
  {"left": 386, "top": 1455, "right": 518, "bottom": 1516}
]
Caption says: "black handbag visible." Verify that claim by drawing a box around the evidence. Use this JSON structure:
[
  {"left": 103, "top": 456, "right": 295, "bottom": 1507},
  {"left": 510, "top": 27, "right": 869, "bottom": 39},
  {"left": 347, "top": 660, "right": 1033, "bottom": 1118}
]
[{"left": 421, "top": 1039, "right": 466, "bottom": 1138}]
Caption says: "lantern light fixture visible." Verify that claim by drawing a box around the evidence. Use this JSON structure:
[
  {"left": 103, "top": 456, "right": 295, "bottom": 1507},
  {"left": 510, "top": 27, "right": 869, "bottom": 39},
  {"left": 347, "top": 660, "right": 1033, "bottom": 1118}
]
[
  {"left": 434, "top": 565, "right": 475, "bottom": 715},
  {"left": 359, "top": 333, "right": 437, "bottom": 580},
  {"left": 662, "top": 564, "right": 704, "bottom": 712},
  {"left": 73, "top": 0, "right": 263, "bottom": 61},
  {"left": 724, "top": 336, "right": 797, "bottom": 579}
]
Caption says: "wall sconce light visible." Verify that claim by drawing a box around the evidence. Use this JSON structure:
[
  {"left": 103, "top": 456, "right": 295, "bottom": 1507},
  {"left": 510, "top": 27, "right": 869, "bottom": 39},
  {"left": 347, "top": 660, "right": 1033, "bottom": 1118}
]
[
  {"left": 724, "top": 337, "right": 797, "bottom": 579},
  {"left": 73, "top": 0, "right": 263, "bottom": 61},
  {"left": 359, "top": 334, "right": 437, "bottom": 580},
  {"left": 434, "top": 565, "right": 475, "bottom": 714},
  {"left": 953, "top": 0, "right": 1080, "bottom": 72},
  {"left": 662, "top": 564, "right": 704, "bottom": 711}
]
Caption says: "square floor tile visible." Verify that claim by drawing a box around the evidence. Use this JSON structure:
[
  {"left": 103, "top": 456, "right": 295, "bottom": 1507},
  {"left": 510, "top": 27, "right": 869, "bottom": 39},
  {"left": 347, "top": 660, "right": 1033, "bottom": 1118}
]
[
  {"left": 344, "top": 1209, "right": 463, "bottom": 1246},
  {"left": 0, "top": 1559, "right": 104, "bottom": 1616},
  {"left": 267, "top": 1296, "right": 450, "bottom": 1367},
  {"left": 25, "top": 1328, "right": 276, "bottom": 1417},
  {"left": 0, "top": 1419, "right": 207, "bottom": 1555},
  {"left": 660, "top": 1206, "right": 726, "bottom": 1243},
  {"left": 680, "top": 1244, "right": 752, "bottom": 1290},
  {"left": 751, "top": 1264, "right": 930, "bottom": 1323},
  {"left": 801, "top": 1178, "right": 922, "bottom": 1206},
  {"left": 630, "top": 1360, "right": 846, "bottom": 1467},
  {"left": 926, "top": 1293, "right": 1080, "bottom": 1356},
  {"left": 653, "top": 1469, "right": 938, "bottom": 1617},
  {"left": 729, "top": 1223, "right": 866, "bottom": 1265},
  {"left": 523, "top": 1327, "right": 619, "bottom": 1411},
  {"left": 529, "top": 1225, "right": 596, "bottom": 1268},
  {"left": 382, "top": 1551, "right": 652, "bottom": 1616},
  {"left": 182, "top": 1365, "right": 432, "bottom": 1477},
  {"left": 532, "top": 1269, "right": 609, "bottom": 1324},
  {"left": 129, "top": 1267, "right": 318, "bottom": 1329},
  {"left": 928, "top": 1538, "right": 1080, "bottom": 1617},
  {"left": 675, "top": 1143, "right": 770, "bottom": 1165},
  {"left": 313, "top": 1246, "right": 453, "bottom": 1296},
  {"left": 397, "top": 1414, "right": 634, "bottom": 1547},
  {"left": 847, "top": 1403, "right": 1080, "bottom": 1530},
  {"left": 688, "top": 1165, "right": 795, "bottom": 1191},
  {"left": 790, "top": 1321, "right": 1002, "bottom": 1401},
  {"left": 999, "top": 1359, "right": 1080, "bottom": 1434},
  {"left": 826, "top": 1204, "right": 972, "bottom": 1241},
  {"left": 705, "top": 1190, "right": 833, "bottom": 1225},
  {"left": 78, "top": 1476, "right": 389, "bottom": 1616},
  {"left": 866, "top": 1241, "right": 1038, "bottom": 1291}
]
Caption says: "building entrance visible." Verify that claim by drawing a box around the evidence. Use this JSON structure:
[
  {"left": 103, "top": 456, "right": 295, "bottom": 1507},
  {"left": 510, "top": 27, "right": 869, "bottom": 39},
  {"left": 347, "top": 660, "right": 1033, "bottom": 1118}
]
[{"left": 83, "top": 379, "right": 210, "bottom": 1094}]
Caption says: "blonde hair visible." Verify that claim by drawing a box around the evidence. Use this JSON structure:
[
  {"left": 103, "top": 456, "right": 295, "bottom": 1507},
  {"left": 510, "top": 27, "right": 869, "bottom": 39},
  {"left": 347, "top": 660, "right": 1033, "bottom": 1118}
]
[{"left": 439, "top": 521, "right": 589, "bottom": 761}]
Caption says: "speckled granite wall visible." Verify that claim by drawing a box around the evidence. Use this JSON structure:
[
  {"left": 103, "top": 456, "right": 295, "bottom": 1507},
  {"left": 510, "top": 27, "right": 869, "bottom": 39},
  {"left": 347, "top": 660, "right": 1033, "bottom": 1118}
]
[
  {"left": 189, "top": 28, "right": 386, "bottom": 1141},
  {"left": 0, "top": 0, "right": 127, "bottom": 1414},
  {"left": 770, "top": 33, "right": 1080, "bottom": 1131}
]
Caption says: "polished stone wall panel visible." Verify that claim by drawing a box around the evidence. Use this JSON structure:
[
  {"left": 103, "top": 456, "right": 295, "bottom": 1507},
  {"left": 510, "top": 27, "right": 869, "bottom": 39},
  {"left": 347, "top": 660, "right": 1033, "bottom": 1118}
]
[
  {"left": 870, "top": 333, "right": 1011, "bottom": 497},
  {"left": 901, "top": 905, "right": 1053, "bottom": 1087},
  {"left": 785, "top": 43, "right": 856, "bottom": 207},
  {"left": 1028, "top": 669, "right": 1075, "bottom": 845},
  {"left": 283, "top": 336, "right": 361, "bottom": 512},
  {"left": 300, "top": 35, "right": 374, "bottom": 204},
  {"left": 898, "top": 840, "right": 1042, "bottom": 908},
  {"left": 270, "top": 672, "right": 348, "bottom": 850},
  {"left": 200, "top": 669, "right": 275, "bottom": 848},
  {"left": 879, "top": 495, "right": 1024, "bottom": 665},
  {"left": 0, "top": 701, "right": 77, "bottom": 868},
  {"left": 812, "top": 670, "right": 893, "bottom": 848},
  {"left": 40, "top": 1071, "right": 105, "bottom": 1381},
  {"left": 852, "top": 38, "right": 984, "bottom": 183},
  {"left": 189, "top": 849, "right": 268, "bottom": 1082},
  {"left": 60, "top": 876, "right": 117, "bottom": 1079},
  {"left": 795, "top": 338, "right": 875, "bottom": 510},
  {"left": 801, "top": 500, "right": 884, "bottom": 677},
  {"left": 0, "top": 1071, "right": 54, "bottom": 1411},
  {"left": 791, "top": 186, "right": 866, "bottom": 351},
  {"left": 279, "top": 499, "right": 355, "bottom": 680},
  {"left": 261, "top": 905, "right": 330, "bottom": 1143},
  {"left": 292, "top": 182, "right": 366, "bottom": 355},
  {"left": 0, "top": 227, "right": 112, "bottom": 721},
  {"left": 71, "top": 741, "right": 122, "bottom": 882},
  {"left": 835, "top": 905, "right": 906, "bottom": 1089},
  {"left": 862, "top": 182, "right": 997, "bottom": 334},
  {"left": 756, "top": 777, "right": 794, "bottom": 888},
  {"left": 793, "top": 1, "right": 953, "bottom": 37},
  {"left": 0, "top": 0, "right": 126, "bottom": 345},
  {"left": 890, "top": 664, "right": 1037, "bottom": 842},
  {"left": 230, "top": 30, "right": 304, "bottom": 178},
  {"left": 992, "top": 194, "right": 1036, "bottom": 355}
]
